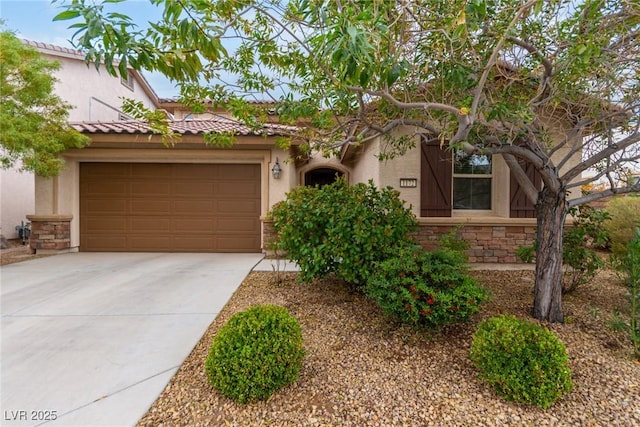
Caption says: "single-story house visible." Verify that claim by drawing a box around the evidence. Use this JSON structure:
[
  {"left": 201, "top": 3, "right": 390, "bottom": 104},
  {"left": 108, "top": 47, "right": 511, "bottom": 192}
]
[{"left": 28, "top": 100, "right": 581, "bottom": 262}]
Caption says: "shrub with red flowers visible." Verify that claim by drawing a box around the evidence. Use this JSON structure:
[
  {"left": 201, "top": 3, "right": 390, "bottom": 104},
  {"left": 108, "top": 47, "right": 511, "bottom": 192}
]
[{"left": 365, "top": 244, "right": 489, "bottom": 328}]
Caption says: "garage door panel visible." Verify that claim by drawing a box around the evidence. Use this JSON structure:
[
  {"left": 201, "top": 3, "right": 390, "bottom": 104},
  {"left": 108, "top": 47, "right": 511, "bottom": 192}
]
[
  {"left": 84, "top": 217, "right": 127, "bottom": 232},
  {"left": 216, "top": 236, "right": 261, "bottom": 252},
  {"left": 84, "top": 235, "right": 128, "bottom": 250},
  {"left": 83, "top": 163, "right": 130, "bottom": 177},
  {"left": 215, "top": 181, "right": 259, "bottom": 196},
  {"left": 172, "top": 182, "right": 214, "bottom": 196},
  {"left": 84, "top": 199, "right": 127, "bottom": 214},
  {"left": 217, "top": 199, "right": 260, "bottom": 215},
  {"left": 216, "top": 218, "right": 260, "bottom": 234},
  {"left": 173, "top": 200, "right": 215, "bottom": 214},
  {"left": 173, "top": 164, "right": 216, "bottom": 179},
  {"left": 128, "top": 236, "right": 172, "bottom": 251},
  {"left": 80, "top": 163, "right": 261, "bottom": 252},
  {"left": 172, "top": 237, "right": 216, "bottom": 251},
  {"left": 220, "top": 164, "right": 260, "bottom": 180},
  {"left": 131, "top": 182, "right": 170, "bottom": 196},
  {"left": 173, "top": 219, "right": 215, "bottom": 233},
  {"left": 132, "top": 163, "right": 170, "bottom": 178},
  {"left": 130, "top": 200, "right": 171, "bottom": 215},
  {"left": 84, "top": 181, "right": 129, "bottom": 195},
  {"left": 130, "top": 218, "right": 171, "bottom": 232}
]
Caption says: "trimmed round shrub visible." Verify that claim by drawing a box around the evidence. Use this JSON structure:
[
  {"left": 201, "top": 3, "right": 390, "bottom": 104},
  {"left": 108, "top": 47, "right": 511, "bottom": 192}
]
[
  {"left": 365, "top": 244, "right": 489, "bottom": 328},
  {"left": 269, "top": 178, "right": 418, "bottom": 286},
  {"left": 205, "top": 305, "right": 304, "bottom": 403},
  {"left": 470, "top": 315, "right": 573, "bottom": 409}
]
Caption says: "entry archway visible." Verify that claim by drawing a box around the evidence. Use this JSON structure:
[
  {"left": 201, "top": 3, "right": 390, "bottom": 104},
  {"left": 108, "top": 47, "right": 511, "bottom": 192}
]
[{"left": 304, "top": 167, "right": 344, "bottom": 187}]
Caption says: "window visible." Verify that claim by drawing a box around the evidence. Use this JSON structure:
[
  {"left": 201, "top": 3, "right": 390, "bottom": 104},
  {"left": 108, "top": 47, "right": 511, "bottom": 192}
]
[
  {"left": 120, "top": 71, "right": 134, "bottom": 91},
  {"left": 453, "top": 149, "right": 492, "bottom": 210},
  {"left": 421, "top": 137, "right": 537, "bottom": 218}
]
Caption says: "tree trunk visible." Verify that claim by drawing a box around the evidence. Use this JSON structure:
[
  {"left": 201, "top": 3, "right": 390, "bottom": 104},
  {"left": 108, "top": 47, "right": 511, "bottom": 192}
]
[{"left": 533, "top": 187, "right": 567, "bottom": 323}]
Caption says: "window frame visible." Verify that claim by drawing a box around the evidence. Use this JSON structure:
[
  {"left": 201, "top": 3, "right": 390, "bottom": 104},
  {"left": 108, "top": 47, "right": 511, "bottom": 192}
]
[
  {"left": 120, "top": 70, "right": 134, "bottom": 91},
  {"left": 452, "top": 150, "right": 494, "bottom": 212}
]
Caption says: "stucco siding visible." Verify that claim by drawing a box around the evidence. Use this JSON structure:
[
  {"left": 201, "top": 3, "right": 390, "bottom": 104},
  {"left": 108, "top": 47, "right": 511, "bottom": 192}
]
[
  {"left": 42, "top": 53, "right": 157, "bottom": 121},
  {"left": 378, "top": 134, "right": 422, "bottom": 216},
  {"left": 0, "top": 166, "right": 34, "bottom": 239},
  {"left": 349, "top": 139, "right": 382, "bottom": 186}
]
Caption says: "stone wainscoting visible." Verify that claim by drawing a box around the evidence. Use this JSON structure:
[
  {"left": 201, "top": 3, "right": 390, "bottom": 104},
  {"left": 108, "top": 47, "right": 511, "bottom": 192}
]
[
  {"left": 262, "top": 218, "right": 538, "bottom": 263},
  {"left": 26, "top": 215, "right": 73, "bottom": 253},
  {"left": 414, "top": 223, "right": 536, "bottom": 263}
]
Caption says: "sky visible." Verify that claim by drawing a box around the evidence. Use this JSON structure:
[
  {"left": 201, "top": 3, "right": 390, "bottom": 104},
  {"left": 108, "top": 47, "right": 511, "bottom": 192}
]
[{"left": 0, "top": 0, "right": 179, "bottom": 98}]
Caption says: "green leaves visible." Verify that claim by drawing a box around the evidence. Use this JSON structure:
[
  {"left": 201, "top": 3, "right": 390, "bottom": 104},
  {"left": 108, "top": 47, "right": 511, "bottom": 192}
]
[
  {"left": 205, "top": 305, "right": 304, "bottom": 403},
  {"left": 0, "top": 31, "right": 89, "bottom": 176},
  {"left": 366, "top": 244, "right": 489, "bottom": 328},
  {"left": 470, "top": 315, "right": 573, "bottom": 409},
  {"left": 269, "top": 178, "right": 418, "bottom": 286},
  {"left": 52, "top": 10, "right": 81, "bottom": 21},
  {"left": 517, "top": 205, "right": 609, "bottom": 294},
  {"left": 121, "top": 98, "right": 180, "bottom": 145},
  {"left": 51, "top": 0, "right": 639, "bottom": 204}
]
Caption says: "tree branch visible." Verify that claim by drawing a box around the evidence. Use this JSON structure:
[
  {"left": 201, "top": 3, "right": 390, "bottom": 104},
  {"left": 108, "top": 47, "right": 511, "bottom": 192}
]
[
  {"left": 568, "top": 182, "right": 640, "bottom": 207},
  {"left": 470, "top": 0, "right": 541, "bottom": 119},
  {"left": 562, "top": 131, "right": 640, "bottom": 183},
  {"left": 503, "top": 153, "right": 539, "bottom": 204}
]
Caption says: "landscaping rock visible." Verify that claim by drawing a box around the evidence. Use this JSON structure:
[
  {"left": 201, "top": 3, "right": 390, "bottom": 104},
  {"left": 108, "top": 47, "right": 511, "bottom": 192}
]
[{"left": 137, "top": 269, "right": 640, "bottom": 427}]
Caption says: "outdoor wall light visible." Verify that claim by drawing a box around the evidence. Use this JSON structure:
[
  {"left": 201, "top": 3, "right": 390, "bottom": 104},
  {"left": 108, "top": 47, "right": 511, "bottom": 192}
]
[{"left": 271, "top": 158, "right": 282, "bottom": 179}]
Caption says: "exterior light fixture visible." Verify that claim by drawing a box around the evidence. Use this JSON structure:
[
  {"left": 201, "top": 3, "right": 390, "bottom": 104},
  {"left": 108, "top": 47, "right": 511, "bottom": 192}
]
[{"left": 271, "top": 158, "right": 282, "bottom": 179}]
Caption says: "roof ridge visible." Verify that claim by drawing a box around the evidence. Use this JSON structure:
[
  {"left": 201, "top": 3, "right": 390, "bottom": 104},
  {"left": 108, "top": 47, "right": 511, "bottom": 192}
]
[
  {"left": 21, "top": 38, "right": 86, "bottom": 58},
  {"left": 70, "top": 118, "right": 298, "bottom": 136}
]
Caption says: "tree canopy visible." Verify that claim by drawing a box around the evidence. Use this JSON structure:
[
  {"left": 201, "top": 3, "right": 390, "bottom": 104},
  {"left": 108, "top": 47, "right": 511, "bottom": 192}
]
[
  {"left": 0, "top": 30, "right": 89, "bottom": 177},
  {"left": 55, "top": 1, "right": 639, "bottom": 189},
  {"left": 55, "top": 0, "right": 640, "bottom": 322}
]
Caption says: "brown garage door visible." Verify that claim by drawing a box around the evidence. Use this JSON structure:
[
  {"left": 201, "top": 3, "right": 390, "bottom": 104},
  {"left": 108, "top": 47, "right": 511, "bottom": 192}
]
[{"left": 80, "top": 163, "right": 261, "bottom": 252}]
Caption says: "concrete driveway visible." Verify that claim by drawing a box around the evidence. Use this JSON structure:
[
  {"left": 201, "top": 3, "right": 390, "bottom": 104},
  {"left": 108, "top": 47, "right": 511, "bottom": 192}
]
[{"left": 1, "top": 252, "right": 263, "bottom": 427}]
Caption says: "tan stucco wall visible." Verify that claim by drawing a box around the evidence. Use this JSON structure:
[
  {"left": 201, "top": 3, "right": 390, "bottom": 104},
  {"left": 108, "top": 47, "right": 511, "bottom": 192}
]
[
  {"left": 349, "top": 139, "right": 382, "bottom": 186},
  {"left": 42, "top": 53, "right": 157, "bottom": 121},
  {"left": 268, "top": 147, "right": 296, "bottom": 210},
  {"left": 346, "top": 120, "right": 584, "bottom": 219},
  {"left": 345, "top": 130, "right": 512, "bottom": 218},
  {"left": 0, "top": 164, "right": 34, "bottom": 239}
]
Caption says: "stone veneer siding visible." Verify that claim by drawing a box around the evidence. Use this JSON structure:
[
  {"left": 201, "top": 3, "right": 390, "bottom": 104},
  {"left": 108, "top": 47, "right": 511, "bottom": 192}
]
[
  {"left": 414, "top": 224, "right": 536, "bottom": 263},
  {"left": 26, "top": 215, "right": 72, "bottom": 252},
  {"left": 263, "top": 219, "right": 536, "bottom": 263},
  {"left": 261, "top": 219, "right": 278, "bottom": 255}
]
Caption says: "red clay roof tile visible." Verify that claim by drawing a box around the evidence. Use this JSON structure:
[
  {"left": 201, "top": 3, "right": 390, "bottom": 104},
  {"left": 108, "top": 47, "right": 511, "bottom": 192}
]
[{"left": 70, "top": 118, "right": 297, "bottom": 136}]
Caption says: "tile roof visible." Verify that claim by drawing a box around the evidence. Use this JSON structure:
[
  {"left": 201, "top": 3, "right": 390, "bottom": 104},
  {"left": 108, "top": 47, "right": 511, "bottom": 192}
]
[
  {"left": 22, "top": 39, "right": 87, "bottom": 60},
  {"left": 157, "top": 98, "right": 276, "bottom": 106},
  {"left": 70, "top": 118, "right": 298, "bottom": 136}
]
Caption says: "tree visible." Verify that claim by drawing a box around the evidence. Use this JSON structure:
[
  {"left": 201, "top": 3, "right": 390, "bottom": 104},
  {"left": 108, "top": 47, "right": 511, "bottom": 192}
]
[
  {"left": 0, "top": 30, "right": 89, "bottom": 177},
  {"left": 56, "top": 0, "right": 640, "bottom": 322}
]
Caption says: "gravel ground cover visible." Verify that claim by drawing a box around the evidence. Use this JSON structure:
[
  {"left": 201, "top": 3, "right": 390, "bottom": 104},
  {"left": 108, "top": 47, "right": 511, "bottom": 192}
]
[{"left": 139, "top": 267, "right": 639, "bottom": 427}]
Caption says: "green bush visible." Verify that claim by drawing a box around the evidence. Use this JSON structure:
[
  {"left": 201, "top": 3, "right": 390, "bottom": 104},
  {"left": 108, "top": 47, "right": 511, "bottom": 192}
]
[
  {"left": 270, "top": 178, "right": 417, "bottom": 286},
  {"left": 205, "top": 305, "right": 304, "bottom": 403},
  {"left": 470, "top": 315, "right": 573, "bottom": 409},
  {"left": 605, "top": 196, "right": 640, "bottom": 257},
  {"left": 436, "top": 225, "right": 471, "bottom": 262},
  {"left": 365, "top": 244, "right": 489, "bottom": 328},
  {"left": 517, "top": 205, "right": 609, "bottom": 293},
  {"left": 610, "top": 228, "right": 640, "bottom": 359}
]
